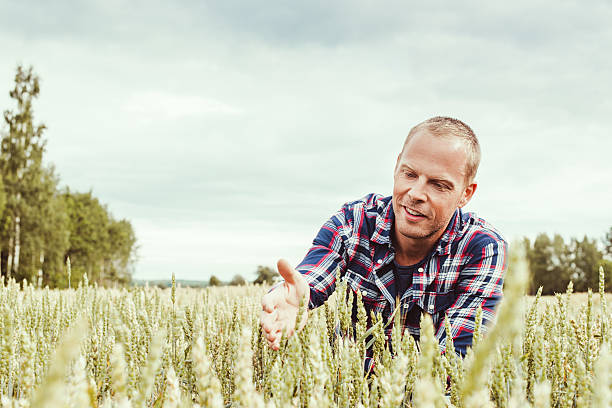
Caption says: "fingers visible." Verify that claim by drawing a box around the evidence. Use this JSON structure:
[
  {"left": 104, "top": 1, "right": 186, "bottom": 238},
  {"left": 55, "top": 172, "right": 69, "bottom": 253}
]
[
  {"left": 262, "top": 317, "right": 282, "bottom": 350},
  {"left": 261, "top": 289, "right": 284, "bottom": 350},
  {"left": 260, "top": 304, "right": 277, "bottom": 330},
  {"left": 267, "top": 335, "right": 281, "bottom": 350},
  {"left": 260, "top": 308, "right": 282, "bottom": 349},
  {"left": 265, "top": 328, "right": 282, "bottom": 347},
  {"left": 260, "top": 303, "right": 282, "bottom": 337}
]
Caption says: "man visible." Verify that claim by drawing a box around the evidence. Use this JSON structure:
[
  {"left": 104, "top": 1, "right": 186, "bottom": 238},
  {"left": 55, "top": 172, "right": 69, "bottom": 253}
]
[{"left": 260, "top": 116, "right": 507, "bottom": 360}]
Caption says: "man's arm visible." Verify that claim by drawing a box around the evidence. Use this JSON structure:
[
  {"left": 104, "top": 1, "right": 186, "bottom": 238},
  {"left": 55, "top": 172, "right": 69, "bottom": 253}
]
[
  {"left": 436, "top": 237, "right": 507, "bottom": 356},
  {"left": 260, "top": 205, "right": 352, "bottom": 349},
  {"left": 295, "top": 207, "right": 352, "bottom": 308}
]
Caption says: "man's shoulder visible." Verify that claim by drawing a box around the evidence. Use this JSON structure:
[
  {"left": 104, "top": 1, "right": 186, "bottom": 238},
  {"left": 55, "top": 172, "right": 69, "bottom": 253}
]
[
  {"left": 331, "top": 194, "right": 392, "bottom": 240},
  {"left": 341, "top": 193, "right": 391, "bottom": 213},
  {"left": 457, "top": 210, "right": 507, "bottom": 251},
  {"left": 338, "top": 193, "right": 391, "bottom": 225}
]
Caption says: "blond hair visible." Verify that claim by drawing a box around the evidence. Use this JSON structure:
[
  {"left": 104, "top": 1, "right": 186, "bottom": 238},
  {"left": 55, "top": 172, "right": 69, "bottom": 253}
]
[{"left": 403, "top": 116, "right": 481, "bottom": 184}]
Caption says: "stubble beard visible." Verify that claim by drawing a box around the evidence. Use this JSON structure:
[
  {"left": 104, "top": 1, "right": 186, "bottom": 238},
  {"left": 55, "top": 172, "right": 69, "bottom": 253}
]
[
  {"left": 396, "top": 203, "right": 447, "bottom": 241},
  {"left": 397, "top": 219, "right": 443, "bottom": 240},
  {"left": 392, "top": 197, "right": 451, "bottom": 245}
]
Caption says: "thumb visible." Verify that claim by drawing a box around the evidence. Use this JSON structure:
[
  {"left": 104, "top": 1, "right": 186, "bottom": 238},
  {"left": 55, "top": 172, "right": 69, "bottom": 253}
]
[{"left": 277, "top": 259, "right": 300, "bottom": 285}]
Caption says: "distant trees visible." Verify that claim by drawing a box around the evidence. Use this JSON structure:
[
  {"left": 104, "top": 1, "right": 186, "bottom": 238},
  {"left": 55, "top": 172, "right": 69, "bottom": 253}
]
[
  {"left": 525, "top": 234, "right": 570, "bottom": 295},
  {"left": 1, "top": 65, "right": 51, "bottom": 282},
  {"left": 0, "top": 179, "right": 5, "bottom": 217},
  {"left": 206, "top": 234, "right": 611, "bottom": 293},
  {"left": 253, "top": 265, "right": 279, "bottom": 285},
  {"left": 605, "top": 226, "right": 612, "bottom": 258},
  {"left": 208, "top": 275, "right": 222, "bottom": 287},
  {"left": 523, "top": 232, "right": 612, "bottom": 295},
  {"left": 0, "top": 65, "right": 136, "bottom": 287},
  {"left": 204, "top": 266, "right": 279, "bottom": 287},
  {"left": 62, "top": 190, "right": 136, "bottom": 286},
  {"left": 229, "top": 274, "right": 246, "bottom": 286}
]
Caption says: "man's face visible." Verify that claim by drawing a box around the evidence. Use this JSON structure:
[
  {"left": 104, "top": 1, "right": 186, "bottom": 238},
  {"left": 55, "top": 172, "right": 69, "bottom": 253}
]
[{"left": 392, "top": 129, "right": 476, "bottom": 244}]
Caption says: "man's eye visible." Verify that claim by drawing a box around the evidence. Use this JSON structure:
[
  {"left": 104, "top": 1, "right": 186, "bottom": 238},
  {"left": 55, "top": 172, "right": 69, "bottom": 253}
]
[
  {"left": 434, "top": 183, "right": 449, "bottom": 191},
  {"left": 403, "top": 171, "right": 416, "bottom": 178}
]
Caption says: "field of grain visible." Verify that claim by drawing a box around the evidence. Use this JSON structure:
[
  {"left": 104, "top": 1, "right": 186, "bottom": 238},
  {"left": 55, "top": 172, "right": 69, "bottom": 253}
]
[{"left": 0, "top": 262, "right": 610, "bottom": 407}]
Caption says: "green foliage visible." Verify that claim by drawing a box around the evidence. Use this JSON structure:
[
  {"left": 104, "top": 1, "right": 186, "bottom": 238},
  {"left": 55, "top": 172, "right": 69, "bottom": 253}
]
[
  {"left": 603, "top": 227, "right": 612, "bottom": 261},
  {"left": 229, "top": 274, "right": 246, "bottom": 286},
  {"left": 36, "top": 184, "right": 70, "bottom": 286},
  {"left": 0, "top": 65, "right": 136, "bottom": 287},
  {"left": 570, "top": 235, "right": 606, "bottom": 292},
  {"left": 107, "top": 218, "right": 137, "bottom": 282},
  {"left": 525, "top": 232, "right": 611, "bottom": 295},
  {"left": 525, "top": 233, "right": 571, "bottom": 295},
  {"left": 61, "top": 189, "right": 136, "bottom": 286},
  {"left": 0, "top": 178, "right": 5, "bottom": 217},
  {"left": 253, "top": 265, "right": 279, "bottom": 285},
  {"left": 208, "top": 275, "right": 222, "bottom": 287},
  {"left": 0, "top": 65, "right": 68, "bottom": 283},
  {"left": 605, "top": 227, "right": 612, "bottom": 259}
]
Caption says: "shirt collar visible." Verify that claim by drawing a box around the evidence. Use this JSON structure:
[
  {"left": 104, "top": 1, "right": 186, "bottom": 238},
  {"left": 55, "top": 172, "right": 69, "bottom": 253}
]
[
  {"left": 371, "top": 195, "right": 463, "bottom": 255},
  {"left": 435, "top": 208, "right": 462, "bottom": 255},
  {"left": 371, "top": 196, "right": 394, "bottom": 245}
]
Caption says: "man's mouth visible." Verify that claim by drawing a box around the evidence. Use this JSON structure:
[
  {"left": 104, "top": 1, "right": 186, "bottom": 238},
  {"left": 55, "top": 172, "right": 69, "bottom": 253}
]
[{"left": 403, "top": 206, "right": 427, "bottom": 220}]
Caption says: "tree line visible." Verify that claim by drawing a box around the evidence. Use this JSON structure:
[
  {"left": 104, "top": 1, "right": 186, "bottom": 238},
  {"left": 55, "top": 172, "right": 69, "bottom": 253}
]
[
  {"left": 523, "top": 229, "right": 612, "bottom": 295},
  {"left": 207, "top": 265, "right": 280, "bottom": 287},
  {"left": 231, "top": 232, "right": 612, "bottom": 294},
  {"left": 216, "top": 230, "right": 612, "bottom": 295},
  {"left": 0, "top": 65, "right": 136, "bottom": 288}
]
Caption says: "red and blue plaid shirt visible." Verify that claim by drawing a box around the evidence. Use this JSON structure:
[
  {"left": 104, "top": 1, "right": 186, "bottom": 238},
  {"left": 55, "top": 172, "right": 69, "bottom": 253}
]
[{"left": 296, "top": 193, "right": 507, "bottom": 357}]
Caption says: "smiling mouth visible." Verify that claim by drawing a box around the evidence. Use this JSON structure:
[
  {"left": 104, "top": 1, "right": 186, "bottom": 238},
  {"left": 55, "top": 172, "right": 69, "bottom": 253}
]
[{"left": 403, "top": 206, "right": 427, "bottom": 219}]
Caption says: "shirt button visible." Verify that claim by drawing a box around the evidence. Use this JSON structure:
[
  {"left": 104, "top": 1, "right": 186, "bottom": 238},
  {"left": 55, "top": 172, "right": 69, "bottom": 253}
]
[
  {"left": 403, "top": 304, "right": 409, "bottom": 309},
  {"left": 428, "top": 304, "right": 434, "bottom": 311},
  {"left": 376, "top": 259, "right": 383, "bottom": 264},
  {"left": 361, "top": 290, "right": 368, "bottom": 297},
  {"left": 418, "top": 267, "right": 424, "bottom": 273}
]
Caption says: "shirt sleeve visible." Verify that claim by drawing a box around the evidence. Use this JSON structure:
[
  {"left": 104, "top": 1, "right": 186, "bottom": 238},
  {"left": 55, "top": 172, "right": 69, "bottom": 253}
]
[
  {"left": 295, "top": 206, "right": 352, "bottom": 309},
  {"left": 436, "top": 236, "right": 508, "bottom": 356}
]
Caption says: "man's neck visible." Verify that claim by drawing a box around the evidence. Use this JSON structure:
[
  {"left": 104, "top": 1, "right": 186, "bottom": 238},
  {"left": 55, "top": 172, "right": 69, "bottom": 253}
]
[{"left": 392, "top": 228, "right": 443, "bottom": 266}]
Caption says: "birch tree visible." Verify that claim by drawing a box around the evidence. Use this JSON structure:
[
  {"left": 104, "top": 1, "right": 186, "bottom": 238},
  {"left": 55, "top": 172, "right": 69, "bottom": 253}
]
[{"left": 0, "top": 65, "right": 46, "bottom": 279}]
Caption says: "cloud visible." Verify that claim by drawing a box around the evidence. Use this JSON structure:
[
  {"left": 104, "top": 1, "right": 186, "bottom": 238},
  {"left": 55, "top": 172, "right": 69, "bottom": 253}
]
[{"left": 122, "top": 91, "right": 241, "bottom": 120}]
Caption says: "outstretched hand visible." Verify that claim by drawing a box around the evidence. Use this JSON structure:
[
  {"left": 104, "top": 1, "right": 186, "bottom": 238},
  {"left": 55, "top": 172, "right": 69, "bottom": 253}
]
[{"left": 260, "top": 259, "right": 310, "bottom": 350}]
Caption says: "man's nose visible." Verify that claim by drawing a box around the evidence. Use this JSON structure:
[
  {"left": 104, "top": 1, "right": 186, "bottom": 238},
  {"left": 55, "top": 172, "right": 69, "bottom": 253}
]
[{"left": 407, "top": 179, "right": 427, "bottom": 202}]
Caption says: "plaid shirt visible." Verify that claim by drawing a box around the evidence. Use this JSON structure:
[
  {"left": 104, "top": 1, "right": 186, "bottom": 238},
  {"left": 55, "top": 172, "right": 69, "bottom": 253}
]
[{"left": 296, "top": 193, "right": 507, "bottom": 357}]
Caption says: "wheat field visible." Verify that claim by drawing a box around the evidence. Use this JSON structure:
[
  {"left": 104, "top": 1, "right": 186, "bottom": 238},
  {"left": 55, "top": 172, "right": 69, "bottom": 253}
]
[{"left": 0, "top": 259, "right": 610, "bottom": 407}]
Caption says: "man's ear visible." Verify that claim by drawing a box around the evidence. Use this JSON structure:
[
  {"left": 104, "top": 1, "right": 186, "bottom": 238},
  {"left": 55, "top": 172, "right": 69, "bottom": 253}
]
[{"left": 458, "top": 182, "right": 477, "bottom": 208}]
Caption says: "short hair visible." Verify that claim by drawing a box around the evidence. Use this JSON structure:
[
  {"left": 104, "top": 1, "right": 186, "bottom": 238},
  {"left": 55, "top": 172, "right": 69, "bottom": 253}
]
[{"left": 402, "top": 116, "right": 481, "bottom": 185}]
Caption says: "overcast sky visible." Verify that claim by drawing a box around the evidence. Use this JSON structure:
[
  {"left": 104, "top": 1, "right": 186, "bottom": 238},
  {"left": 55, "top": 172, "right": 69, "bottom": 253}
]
[{"left": 1, "top": 0, "right": 611, "bottom": 281}]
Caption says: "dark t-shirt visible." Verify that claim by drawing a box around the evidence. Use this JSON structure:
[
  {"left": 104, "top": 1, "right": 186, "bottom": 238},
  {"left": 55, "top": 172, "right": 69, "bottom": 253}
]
[
  {"left": 385, "top": 260, "right": 426, "bottom": 353},
  {"left": 390, "top": 260, "right": 420, "bottom": 301}
]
